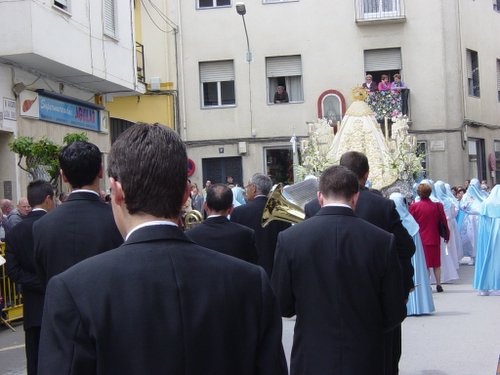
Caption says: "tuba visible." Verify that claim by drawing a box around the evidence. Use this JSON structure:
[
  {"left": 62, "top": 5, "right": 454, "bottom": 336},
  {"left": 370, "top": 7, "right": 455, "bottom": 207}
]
[
  {"left": 184, "top": 210, "right": 203, "bottom": 230},
  {"left": 261, "top": 178, "right": 319, "bottom": 228}
]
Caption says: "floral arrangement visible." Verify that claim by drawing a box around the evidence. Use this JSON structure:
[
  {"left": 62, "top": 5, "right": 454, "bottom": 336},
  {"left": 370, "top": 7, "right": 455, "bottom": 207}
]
[
  {"left": 296, "top": 119, "right": 334, "bottom": 180},
  {"left": 365, "top": 91, "right": 402, "bottom": 122},
  {"left": 387, "top": 116, "right": 424, "bottom": 181}
]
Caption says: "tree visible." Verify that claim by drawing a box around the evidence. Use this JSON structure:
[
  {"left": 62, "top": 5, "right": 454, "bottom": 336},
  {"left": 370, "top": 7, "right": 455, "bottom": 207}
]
[{"left": 9, "top": 132, "right": 89, "bottom": 189}]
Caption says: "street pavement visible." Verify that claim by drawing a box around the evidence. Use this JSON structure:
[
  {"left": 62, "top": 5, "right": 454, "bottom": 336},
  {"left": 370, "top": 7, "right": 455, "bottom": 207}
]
[
  {"left": 1, "top": 264, "right": 499, "bottom": 374},
  {"left": 282, "top": 264, "right": 500, "bottom": 375}
]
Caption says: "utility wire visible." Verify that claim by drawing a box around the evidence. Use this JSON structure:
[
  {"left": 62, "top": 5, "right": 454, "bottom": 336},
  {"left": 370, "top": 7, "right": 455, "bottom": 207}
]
[{"left": 140, "top": 0, "right": 168, "bottom": 33}]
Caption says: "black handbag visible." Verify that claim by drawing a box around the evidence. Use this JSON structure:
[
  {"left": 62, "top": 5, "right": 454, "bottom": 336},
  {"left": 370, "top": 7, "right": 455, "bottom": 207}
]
[{"left": 436, "top": 204, "right": 447, "bottom": 238}]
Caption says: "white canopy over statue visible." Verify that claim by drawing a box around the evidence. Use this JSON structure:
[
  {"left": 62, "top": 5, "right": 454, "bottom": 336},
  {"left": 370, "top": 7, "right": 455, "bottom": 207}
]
[{"left": 326, "top": 87, "right": 398, "bottom": 190}]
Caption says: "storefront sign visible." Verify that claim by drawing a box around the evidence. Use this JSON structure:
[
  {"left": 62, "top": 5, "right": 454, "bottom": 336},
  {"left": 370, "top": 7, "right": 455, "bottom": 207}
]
[{"left": 39, "top": 96, "right": 100, "bottom": 131}]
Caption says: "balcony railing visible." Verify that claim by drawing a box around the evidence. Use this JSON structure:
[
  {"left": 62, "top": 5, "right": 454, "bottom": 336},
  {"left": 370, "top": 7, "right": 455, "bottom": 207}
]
[
  {"left": 136, "top": 42, "right": 145, "bottom": 84},
  {"left": 355, "top": 0, "right": 406, "bottom": 23},
  {"left": 365, "top": 89, "right": 410, "bottom": 122}
]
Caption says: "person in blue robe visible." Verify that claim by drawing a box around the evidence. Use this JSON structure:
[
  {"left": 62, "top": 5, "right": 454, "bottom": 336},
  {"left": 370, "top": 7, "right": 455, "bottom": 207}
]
[
  {"left": 473, "top": 184, "right": 500, "bottom": 295},
  {"left": 390, "top": 192, "right": 435, "bottom": 315},
  {"left": 459, "top": 178, "right": 488, "bottom": 264}
]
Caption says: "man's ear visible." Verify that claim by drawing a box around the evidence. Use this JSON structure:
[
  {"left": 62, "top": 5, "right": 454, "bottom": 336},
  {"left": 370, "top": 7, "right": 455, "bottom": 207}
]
[
  {"left": 109, "top": 177, "right": 125, "bottom": 206},
  {"left": 351, "top": 191, "right": 360, "bottom": 211},
  {"left": 317, "top": 191, "right": 324, "bottom": 207},
  {"left": 98, "top": 166, "right": 104, "bottom": 179},
  {"left": 181, "top": 181, "right": 191, "bottom": 207},
  {"left": 60, "top": 169, "right": 69, "bottom": 183}
]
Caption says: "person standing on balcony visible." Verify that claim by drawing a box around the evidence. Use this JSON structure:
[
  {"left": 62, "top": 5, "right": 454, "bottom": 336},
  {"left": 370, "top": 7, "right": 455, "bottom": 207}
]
[
  {"left": 392, "top": 73, "right": 409, "bottom": 115},
  {"left": 391, "top": 73, "right": 407, "bottom": 93},
  {"left": 378, "top": 74, "right": 391, "bottom": 91},
  {"left": 362, "top": 74, "right": 378, "bottom": 93}
]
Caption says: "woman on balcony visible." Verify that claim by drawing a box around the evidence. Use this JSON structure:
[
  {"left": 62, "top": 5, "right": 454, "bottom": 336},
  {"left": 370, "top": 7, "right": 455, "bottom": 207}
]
[
  {"left": 378, "top": 74, "right": 391, "bottom": 91},
  {"left": 362, "top": 74, "right": 378, "bottom": 93},
  {"left": 391, "top": 73, "right": 407, "bottom": 93}
]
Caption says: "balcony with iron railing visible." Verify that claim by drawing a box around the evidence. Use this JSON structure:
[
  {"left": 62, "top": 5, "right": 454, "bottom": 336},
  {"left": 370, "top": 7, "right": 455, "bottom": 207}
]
[
  {"left": 136, "top": 42, "right": 145, "bottom": 84},
  {"left": 355, "top": 0, "right": 406, "bottom": 24}
]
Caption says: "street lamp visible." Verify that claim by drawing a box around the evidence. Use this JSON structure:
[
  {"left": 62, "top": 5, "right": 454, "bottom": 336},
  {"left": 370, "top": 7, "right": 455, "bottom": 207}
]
[{"left": 235, "top": 2, "right": 252, "bottom": 62}]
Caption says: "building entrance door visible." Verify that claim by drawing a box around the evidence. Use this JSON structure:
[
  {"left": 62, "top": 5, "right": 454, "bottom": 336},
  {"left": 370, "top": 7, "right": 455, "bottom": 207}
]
[
  {"left": 202, "top": 157, "right": 243, "bottom": 186},
  {"left": 265, "top": 147, "right": 294, "bottom": 185}
]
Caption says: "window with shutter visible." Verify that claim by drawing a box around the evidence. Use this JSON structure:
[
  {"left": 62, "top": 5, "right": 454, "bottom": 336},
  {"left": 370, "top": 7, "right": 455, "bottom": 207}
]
[
  {"left": 198, "top": 0, "right": 230, "bottom": 9},
  {"left": 466, "top": 49, "right": 480, "bottom": 97},
  {"left": 104, "top": 0, "right": 117, "bottom": 38},
  {"left": 199, "top": 61, "right": 235, "bottom": 108},
  {"left": 53, "top": 0, "right": 70, "bottom": 12},
  {"left": 266, "top": 55, "right": 303, "bottom": 104},
  {"left": 496, "top": 59, "right": 500, "bottom": 101}
]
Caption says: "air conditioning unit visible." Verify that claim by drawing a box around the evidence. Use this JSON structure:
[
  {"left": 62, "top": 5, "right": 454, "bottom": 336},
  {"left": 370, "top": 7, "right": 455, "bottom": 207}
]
[
  {"left": 150, "top": 77, "right": 161, "bottom": 91},
  {"left": 238, "top": 141, "right": 247, "bottom": 154}
]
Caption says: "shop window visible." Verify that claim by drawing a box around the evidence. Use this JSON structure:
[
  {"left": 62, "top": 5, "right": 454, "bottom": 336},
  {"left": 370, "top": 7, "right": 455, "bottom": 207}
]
[{"left": 265, "top": 148, "right": 294, "bottom": 185}]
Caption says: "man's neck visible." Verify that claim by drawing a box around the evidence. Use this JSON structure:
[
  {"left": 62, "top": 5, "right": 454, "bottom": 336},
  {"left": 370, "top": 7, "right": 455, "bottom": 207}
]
[{"left": 71, "top": 183, "right": 100, "bottom": 193}]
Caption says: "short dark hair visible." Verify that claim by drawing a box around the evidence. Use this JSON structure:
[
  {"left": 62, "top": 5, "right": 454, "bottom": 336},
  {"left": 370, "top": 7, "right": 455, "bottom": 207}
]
[
  {"left": 319, "top": 165, "right": 359, "bottom": 200},
  {"left": 27, "top": 180, "right": 54, "bottom": 207},
  {"left": 108, "top": 123, "right": 187, "bottom": 218},
  {"left": 59, "top": 141, "right": 102, "bottom": 188},
  {"left": 206, "top": 184, "right": 233, "bottom": 212},
  {"left": 339, "top": 151, "right": 369, "bottom": 181},
  {"left": 417, "top": 183, "right": 432, "bottom": 199}
]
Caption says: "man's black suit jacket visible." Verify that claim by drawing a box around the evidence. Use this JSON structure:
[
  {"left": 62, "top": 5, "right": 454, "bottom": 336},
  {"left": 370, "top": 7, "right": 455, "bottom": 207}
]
[
  {"left": 38, "top": 225, "right": 287, "bottom": 375},
  {"left": 5, "top": 210, "right": 46, "bottom": 329},
  {"left": 230, "top": 196, "right": 290, "bottom": 276},
  {"left": 186, "top": 215, "right": 258, "bottom": 264},
  {"left": 272, "top": 206, "right": 406, "bottom": 375},
  {"left": 33, "top": 192, "right": 123, "bottom": 287},
  {"left": 304, "top": 188, "right": 415, "bottom": 298}
]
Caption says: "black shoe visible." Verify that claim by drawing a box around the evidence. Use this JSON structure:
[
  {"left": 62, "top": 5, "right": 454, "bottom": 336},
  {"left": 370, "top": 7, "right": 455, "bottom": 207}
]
[{"left": 436, "top": 285, "right": 443, "bottom": 293}]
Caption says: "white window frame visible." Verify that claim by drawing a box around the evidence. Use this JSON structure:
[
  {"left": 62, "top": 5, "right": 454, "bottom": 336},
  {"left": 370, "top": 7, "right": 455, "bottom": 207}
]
[
  {"left": 197, "top": 0, "right": 231, "bottom": 9},
  {"left": 103, "top": 0, "right": 118, "bottom": 39},
  {"left": 199, "top": 60, "right": 236, "bottom": 109},
  {"left": 496, "top": 59, "right": 500, "bottom": 102},
  {"left": 362, "top": 0, "right": 400, "bottom": 19},
  {"left": 266, "top": 55, "right": 304, "bottom": 104},
  {"left": 53, "top": 0, "right": 71, "bottom": 14}
]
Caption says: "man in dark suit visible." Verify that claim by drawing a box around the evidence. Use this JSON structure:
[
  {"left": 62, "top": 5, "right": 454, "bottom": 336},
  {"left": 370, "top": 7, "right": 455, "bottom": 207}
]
[
  {"left": 186, "top": 183, "right": 257, "bottom": 264},
  {"left": 5, "top": 180, "right": 55, "bottom": 375},
  {"left": 230, "top": 173, "right": 290, "bottom": 276},
  {"left": 34, "top": 141, "right": 123, "bottom": 287},
  {"left": 272, "top": 165, "right": 406, "bottom": 375},
  {"left": 38, "top": 123, "right": 287, "bottom": 375},
  {"left": 304, "top": 151, "right": 415, "bottom": 375}
]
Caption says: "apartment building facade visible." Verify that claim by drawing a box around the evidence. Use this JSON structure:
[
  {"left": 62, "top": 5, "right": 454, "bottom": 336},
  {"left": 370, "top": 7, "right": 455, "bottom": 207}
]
[
  {"left": 0, "top": 0, "right": 138, "bottom": 200},
  {"left": 175, "top": 0, "right": 500, "bottom": 188}
]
